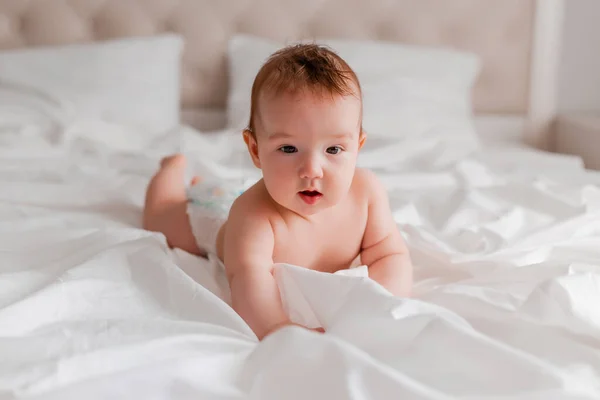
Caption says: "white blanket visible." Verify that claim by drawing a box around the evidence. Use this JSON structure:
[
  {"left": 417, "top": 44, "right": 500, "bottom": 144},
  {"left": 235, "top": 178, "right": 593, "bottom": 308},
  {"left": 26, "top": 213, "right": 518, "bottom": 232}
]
[{"left": 2, "top": 114, "right": 600, "bottom": 400}]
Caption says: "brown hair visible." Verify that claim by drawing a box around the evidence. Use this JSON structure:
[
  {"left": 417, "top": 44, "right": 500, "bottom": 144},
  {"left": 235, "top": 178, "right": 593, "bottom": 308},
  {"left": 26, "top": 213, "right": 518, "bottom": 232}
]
[{"left": 246, "top": 43, "right": 362, "bottom": 135}]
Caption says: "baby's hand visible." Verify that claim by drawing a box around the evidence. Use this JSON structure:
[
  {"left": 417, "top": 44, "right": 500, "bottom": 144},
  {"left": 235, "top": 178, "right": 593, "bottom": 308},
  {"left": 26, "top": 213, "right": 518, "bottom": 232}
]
[
  {"left": 288, "top": 322, "right": 324, "bottom": 334},
  {"left": 270, "top": 321, "right": 325, "bottom": 336}
]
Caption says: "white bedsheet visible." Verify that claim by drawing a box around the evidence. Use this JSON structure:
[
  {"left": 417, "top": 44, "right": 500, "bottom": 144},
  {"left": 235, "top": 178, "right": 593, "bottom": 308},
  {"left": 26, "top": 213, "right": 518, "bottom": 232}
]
[{"left": 2, "top": 115, "right": 600, "bottom": 400}]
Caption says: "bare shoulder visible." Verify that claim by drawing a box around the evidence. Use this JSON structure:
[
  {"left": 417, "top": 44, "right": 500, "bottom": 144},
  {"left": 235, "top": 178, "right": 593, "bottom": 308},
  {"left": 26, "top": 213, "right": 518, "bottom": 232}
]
[
  {"left": 223, "top": 180, "right": 277, "bottom": 277},
  {"left": 226, "top": 180, "right": 279, "bottom": 237},
  {"left": 351, "top": 168, "right": 388, "bottom": 205},
  {"left": 228, "top": 179, "right": 275, "bottom": 220}
]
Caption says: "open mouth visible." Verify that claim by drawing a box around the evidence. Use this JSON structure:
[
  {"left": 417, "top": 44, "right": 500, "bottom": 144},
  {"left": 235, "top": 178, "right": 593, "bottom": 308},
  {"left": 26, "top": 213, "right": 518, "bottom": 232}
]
[
  {"left": 300, "top": 190, "right": 321, "bottom": 197},
  {"left": 298, "top": 190, "right": 323, "bottom": 205}
]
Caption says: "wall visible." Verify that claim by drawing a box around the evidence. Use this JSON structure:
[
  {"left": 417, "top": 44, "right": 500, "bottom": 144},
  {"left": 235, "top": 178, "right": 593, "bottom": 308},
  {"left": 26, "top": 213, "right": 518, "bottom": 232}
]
[{"left": 557, "top": 0, "right": 600, "bottom": 112}]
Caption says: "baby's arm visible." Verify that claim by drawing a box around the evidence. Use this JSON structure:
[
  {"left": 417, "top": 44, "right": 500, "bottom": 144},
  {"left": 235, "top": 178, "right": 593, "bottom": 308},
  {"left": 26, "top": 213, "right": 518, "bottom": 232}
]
[
  {"left": 223, "top": 202, "right": 294, "bottom": 340},
  {"left": 360, "top": 171, "right": 413, "bottom": 297}
]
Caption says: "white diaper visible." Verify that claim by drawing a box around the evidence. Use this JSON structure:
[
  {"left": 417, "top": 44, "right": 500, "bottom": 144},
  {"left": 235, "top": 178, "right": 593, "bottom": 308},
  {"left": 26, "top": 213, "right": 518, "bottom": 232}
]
[{"left": 186, "top": 176, "right": 255, "bottom": 255}]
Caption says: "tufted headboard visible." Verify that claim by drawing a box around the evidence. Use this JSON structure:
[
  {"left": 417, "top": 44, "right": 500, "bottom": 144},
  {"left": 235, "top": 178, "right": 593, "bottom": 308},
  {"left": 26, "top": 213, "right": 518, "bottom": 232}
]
[{"left": 0, "top": 0, "right": 564, "bottom": 149}]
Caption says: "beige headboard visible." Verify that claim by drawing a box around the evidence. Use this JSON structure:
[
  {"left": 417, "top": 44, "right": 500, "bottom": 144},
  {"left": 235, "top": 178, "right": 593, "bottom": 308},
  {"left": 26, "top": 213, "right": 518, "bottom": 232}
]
[{"left": 0, "top": 0, "right": 564, "bottom": 148}]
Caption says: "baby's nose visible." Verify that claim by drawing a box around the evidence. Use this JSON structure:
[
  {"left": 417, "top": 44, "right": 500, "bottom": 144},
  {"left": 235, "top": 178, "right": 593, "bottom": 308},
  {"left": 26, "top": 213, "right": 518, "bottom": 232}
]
[{"left": 299, "top": 155, "right": 323, "bottom": 179}]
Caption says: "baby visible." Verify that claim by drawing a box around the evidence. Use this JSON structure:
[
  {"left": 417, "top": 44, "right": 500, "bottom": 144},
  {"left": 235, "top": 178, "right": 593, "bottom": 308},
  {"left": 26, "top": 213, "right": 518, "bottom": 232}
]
[{"left": 143, "top": 43, "right": 413, "bottom": 340}]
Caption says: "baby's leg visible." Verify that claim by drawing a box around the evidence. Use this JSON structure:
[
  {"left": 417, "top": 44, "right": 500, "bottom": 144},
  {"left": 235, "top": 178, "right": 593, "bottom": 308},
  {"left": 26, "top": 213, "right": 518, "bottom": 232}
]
[{"left": 143, "top": 154, "right": 203, "bottom": 255}]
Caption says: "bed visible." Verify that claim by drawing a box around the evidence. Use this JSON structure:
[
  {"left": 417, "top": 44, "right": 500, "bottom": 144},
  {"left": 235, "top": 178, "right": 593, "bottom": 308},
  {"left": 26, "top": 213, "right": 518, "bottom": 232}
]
[{"left": 3, "top": 1, "right": 600, "bottom": 399}]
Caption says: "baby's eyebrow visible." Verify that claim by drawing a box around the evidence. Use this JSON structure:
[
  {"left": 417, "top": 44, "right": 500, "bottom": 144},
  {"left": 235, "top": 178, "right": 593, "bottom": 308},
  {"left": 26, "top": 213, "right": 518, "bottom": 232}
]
[
  {"left": 329, "top": 132, "right": 354, "bottom": 140},
  {"left": 268, "top": 132, "right": 293, "bottom": 140},
  {"left": 268, "top": 131, "right": 353, "bottom": 140}
]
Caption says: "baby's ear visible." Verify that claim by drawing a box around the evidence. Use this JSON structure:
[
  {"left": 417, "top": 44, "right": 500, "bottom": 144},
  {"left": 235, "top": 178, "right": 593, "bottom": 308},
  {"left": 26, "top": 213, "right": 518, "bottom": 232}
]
[
  {"left": 358, "top": 130, "right": 367, "bottom": 150},
  {"left": 243, "top": 129, "right": 261, "bottom": 168}
]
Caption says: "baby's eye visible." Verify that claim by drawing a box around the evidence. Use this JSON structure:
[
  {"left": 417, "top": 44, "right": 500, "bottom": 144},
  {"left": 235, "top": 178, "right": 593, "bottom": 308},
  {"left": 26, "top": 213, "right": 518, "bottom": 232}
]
[
  {"left": 279, "top": 145, "right": 297, "bottom": 154},
  {"left": 326, "top": 146, "right": 343, "bottom": 155}
]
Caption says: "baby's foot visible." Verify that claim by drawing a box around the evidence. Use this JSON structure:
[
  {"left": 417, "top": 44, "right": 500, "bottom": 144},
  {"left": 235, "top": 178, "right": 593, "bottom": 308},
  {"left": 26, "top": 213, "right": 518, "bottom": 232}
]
[
  {"left": 160, "top": 153, "right": 186, "bottom": 170},
  {"left": 143, "top": 152, "right": 201, "bottom": 255},
  {"left": 146, "top": 153, "right": 188, "bottom": 206},
  {"left": 159, "top": 154, "right": 201, "bottom": 186}
]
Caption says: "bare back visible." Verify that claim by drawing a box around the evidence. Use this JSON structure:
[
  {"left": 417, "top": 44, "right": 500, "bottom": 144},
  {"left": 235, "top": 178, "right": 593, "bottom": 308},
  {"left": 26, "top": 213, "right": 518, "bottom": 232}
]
[{"left": 216, "top": 168, "right": 371, "bottom": 274}]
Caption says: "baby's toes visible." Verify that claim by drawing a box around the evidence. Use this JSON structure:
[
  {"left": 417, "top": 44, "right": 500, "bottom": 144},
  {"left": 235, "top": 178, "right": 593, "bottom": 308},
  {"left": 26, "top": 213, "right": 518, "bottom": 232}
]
[{"left": 190, "top": 176, "right": 202, "bottom": 186}]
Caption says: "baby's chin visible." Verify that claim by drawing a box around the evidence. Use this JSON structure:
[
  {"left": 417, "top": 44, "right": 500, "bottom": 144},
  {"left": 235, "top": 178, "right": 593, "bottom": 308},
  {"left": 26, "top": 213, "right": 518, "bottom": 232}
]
[{"left": 274, "top": 195, "right": 337, "bottom": 218}]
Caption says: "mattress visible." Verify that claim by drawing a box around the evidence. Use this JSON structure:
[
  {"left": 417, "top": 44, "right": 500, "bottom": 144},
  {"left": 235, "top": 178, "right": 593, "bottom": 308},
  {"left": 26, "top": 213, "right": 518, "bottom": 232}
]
[{"left": 2, "top": 110, "right": 600, "bottom": 399}]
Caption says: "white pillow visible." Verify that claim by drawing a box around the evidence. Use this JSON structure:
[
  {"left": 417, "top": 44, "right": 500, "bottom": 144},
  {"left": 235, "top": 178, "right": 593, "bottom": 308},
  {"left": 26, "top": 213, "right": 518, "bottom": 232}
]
[
  {"left": 0, "top": 34, "right": 183, "bottom": 134},
  {"left": 226, "top": 34, "right": 481, "bottom": 139}
]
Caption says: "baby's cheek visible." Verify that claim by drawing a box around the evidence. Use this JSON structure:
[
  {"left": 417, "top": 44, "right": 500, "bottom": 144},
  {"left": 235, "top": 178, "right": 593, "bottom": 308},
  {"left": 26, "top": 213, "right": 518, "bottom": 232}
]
[
  {"left": 268, "top": 167, "right": 290, "bottom": 185},
  {"left": 266, "top": 172, "right": 292, "bottom": 196},
  {"left": 340, "top": 169, "right": 357, "bottom": 193}
]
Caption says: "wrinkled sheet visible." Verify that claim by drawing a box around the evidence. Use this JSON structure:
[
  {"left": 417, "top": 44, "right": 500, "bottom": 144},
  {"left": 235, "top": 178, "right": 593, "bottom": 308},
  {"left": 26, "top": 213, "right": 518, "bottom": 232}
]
[{"left": 2, "top": 112, "right": 600, "bottom": 400}]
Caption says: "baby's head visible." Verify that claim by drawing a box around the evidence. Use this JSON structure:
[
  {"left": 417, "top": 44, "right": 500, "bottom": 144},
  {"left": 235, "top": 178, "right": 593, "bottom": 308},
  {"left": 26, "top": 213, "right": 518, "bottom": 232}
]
[{"left": 243, "top": 43, "right": 365, "bottom": 217}]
